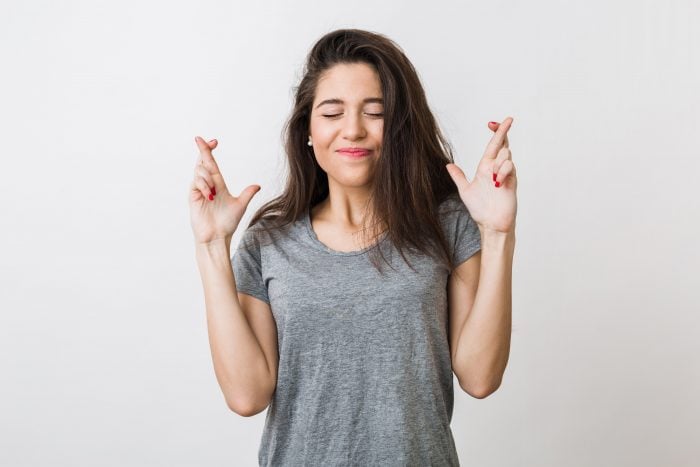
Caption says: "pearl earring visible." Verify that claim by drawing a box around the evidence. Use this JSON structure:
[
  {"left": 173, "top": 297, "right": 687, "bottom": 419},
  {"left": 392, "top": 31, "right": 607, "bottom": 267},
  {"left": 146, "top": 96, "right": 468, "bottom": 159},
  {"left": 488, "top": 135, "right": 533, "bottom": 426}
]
[{"left": 307, "top": 136, "right": 312, "bottom": 146}]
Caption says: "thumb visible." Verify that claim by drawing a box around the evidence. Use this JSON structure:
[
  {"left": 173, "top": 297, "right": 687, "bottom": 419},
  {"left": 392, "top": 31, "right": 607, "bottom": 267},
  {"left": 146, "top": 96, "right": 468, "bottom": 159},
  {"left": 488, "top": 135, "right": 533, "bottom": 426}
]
[
  {"left": 237, "top": 184, "right": 262, "bottom": 208},
  {"left": 446, "top": 163, "right": 471, "bottom": 191}
]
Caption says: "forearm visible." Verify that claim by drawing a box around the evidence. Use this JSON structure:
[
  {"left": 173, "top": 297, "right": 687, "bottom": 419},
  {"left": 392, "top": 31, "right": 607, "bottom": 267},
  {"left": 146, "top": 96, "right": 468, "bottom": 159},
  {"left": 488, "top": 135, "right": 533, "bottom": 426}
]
[
  {"left": 195, "top": 238, "right": 273, "bottom": 415},
  {"left": 455, "top": 231, "right": 514, "bottom": 396}
]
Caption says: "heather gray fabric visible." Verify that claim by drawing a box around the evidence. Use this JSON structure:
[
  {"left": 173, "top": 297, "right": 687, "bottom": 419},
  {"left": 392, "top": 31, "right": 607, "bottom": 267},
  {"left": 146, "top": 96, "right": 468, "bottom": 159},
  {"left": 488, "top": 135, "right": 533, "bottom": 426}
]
[{"left": 231, "top": 194, "right": 481, "bottom": 466}]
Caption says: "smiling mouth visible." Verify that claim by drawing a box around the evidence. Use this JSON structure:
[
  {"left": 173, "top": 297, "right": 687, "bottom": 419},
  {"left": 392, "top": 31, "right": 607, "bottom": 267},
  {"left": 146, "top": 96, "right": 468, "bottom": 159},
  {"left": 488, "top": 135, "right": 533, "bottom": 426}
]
[{"left": 337, "top": 148, "right": 372, "bottom": 157}]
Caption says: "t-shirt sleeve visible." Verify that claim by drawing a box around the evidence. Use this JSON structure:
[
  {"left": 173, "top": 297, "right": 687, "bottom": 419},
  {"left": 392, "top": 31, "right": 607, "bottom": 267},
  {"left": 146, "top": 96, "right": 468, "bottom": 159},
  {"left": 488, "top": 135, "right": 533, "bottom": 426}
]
[
  {"left": 444, "top": 198, "right": 482, "bottom": 268},
  {"left": 231, "top": 226, "right": 270, "bottom": 304}
]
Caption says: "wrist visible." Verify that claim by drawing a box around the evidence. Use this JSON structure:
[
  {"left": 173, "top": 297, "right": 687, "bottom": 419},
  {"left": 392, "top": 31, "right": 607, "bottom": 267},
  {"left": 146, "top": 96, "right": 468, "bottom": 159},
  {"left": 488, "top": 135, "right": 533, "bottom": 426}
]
[
  {"left": 478, "top": 228, "right": 516, "bottom": 252},
  {"left": 195, "top": 236, "right": 233, "bottom": 256}
]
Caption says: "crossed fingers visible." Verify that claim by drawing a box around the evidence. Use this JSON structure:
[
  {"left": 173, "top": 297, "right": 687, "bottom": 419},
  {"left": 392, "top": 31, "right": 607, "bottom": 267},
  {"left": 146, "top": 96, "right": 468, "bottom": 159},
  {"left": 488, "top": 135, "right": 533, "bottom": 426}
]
[
  {"left": 193, "top": 136, "right": 222, "bottom": 200},
  {"left": 194, "top": 136, "right": 219, "bottom": 170},
  {"left": 486, "top": 118, "right": 515, "bottom": 187},
  {"left": 485, "top": 117, "right": 513, "bottom": 159}
]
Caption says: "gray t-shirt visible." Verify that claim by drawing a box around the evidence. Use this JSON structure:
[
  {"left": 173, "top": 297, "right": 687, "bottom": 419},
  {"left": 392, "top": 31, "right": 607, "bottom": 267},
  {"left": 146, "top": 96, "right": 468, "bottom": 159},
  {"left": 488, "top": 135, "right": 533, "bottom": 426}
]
[{"left": 231, "top": 195, "right": 481, "bottom": 466}]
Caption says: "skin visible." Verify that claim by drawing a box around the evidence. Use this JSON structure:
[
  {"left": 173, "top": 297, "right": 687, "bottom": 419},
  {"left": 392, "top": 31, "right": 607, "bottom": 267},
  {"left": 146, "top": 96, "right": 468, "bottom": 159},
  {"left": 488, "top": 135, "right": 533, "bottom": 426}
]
[
  {"left": 189, "top": 66, "right": 516, "bottom": 243},
  {"left": 445, "top": 117, "right": 516, "bottom": 235},
  {"left": 189, "top": 66, "right": 518, "bottom": 400},
  {"left": 445, "top": 118, "right": 517, "bottom": 397},
  {"left": 307, "top": 62, "right": 386, "bottom": 239},
  {"left": 189, "top": 136, "right": 261, "bottom": 245}
]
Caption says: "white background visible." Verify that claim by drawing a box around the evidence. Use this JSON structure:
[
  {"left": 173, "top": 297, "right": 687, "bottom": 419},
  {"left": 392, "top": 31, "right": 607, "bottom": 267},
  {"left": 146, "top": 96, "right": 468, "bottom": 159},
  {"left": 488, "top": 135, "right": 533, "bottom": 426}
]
[{"left": 1, "top": 0, "right": 698, "bottom": 465}]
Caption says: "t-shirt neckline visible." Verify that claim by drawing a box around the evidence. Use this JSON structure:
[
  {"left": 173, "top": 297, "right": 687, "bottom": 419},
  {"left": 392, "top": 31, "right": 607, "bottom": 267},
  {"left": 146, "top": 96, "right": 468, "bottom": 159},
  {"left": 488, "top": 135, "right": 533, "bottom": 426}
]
[{"left": 303, "top": 205, "right": 388, "bottom": 256}]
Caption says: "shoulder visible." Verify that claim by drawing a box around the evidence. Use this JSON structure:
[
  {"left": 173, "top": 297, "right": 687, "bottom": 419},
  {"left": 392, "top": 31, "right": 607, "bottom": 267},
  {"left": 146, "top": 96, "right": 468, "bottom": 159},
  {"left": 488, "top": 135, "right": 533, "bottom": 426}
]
[
  {"left": 437, "top": 194, "right": 480, "bottom": 250},
  {"left": 237, "top": 214, "right": 299, "bottom": 252},
  {"left": 438, "top": 193, "right": 465, "bottom": 212},
  {"left": 438, "top": 194, "right": 473, "bottom": 225}
]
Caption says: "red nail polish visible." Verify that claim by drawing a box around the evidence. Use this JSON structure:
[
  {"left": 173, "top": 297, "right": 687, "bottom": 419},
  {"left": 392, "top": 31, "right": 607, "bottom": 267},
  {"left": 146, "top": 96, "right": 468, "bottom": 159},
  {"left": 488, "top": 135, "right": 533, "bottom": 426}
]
[
  {"left": 495, "top": 181, "right": 501, "bottom": 187},
  {"left": 212, "top": 187, "right": 216, "bottom": 196},
  {"left": 208, "top": 193, "right": 214, "bottom": 200},
  {"left": 493, "top": 173, "right": 497, "bottom": 182},
  {"left": 489, "top": 121, "right": 498, "bottom": 125}
]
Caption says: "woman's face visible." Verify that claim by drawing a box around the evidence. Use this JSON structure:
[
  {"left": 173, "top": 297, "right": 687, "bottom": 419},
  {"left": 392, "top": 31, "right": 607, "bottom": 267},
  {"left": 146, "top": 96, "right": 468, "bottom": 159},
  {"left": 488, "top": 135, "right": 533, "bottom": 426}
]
[{"left": 309, "top": 62, "right": 384, "bottom": 190}]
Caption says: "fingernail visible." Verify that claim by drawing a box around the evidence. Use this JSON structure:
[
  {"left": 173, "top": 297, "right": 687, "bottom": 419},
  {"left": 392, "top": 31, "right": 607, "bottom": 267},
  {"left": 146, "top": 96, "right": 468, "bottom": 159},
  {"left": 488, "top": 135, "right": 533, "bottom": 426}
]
[
  {"left": 493, "top": 173, "right": 497, "bottom": 181},
  {"left": 211, "top": 187, "right": 216, "bottom": 196},
  {"left": 208, "top": 192, "right": 214, "bottom": 200},
  {"left": 489, "top": 121, "right": 498, "bottom": 125},
  {"left": 495, "top": 181, "right": 501, "bottom": 188}
]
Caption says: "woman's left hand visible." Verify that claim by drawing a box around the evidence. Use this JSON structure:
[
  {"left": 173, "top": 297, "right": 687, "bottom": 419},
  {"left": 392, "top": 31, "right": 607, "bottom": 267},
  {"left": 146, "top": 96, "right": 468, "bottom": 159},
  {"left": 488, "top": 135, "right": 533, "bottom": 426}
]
[{"left": 446, "top": 116, "right": 517, "bottom": 235}]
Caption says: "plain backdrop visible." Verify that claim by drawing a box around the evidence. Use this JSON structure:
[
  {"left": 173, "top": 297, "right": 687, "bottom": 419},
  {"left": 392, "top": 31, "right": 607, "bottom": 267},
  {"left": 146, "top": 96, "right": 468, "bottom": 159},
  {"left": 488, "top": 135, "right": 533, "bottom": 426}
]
[{"left": 1, "top": 0, "right": 698, "bottom": 466}]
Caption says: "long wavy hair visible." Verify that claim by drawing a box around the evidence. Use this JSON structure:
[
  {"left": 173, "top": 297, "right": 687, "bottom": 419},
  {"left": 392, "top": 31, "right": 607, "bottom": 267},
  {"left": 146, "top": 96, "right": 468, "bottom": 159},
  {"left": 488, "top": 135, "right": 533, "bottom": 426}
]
[{"left": 247, "top": 28, "right": 462, "bottom": 274}]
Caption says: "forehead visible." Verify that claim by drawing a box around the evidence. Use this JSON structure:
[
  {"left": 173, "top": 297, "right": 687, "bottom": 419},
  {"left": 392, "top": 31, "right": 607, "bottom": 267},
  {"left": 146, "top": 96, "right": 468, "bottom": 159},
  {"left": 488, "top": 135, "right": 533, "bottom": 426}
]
[{"left": 314, "top": 62, "right": 382, "bottom": 102}]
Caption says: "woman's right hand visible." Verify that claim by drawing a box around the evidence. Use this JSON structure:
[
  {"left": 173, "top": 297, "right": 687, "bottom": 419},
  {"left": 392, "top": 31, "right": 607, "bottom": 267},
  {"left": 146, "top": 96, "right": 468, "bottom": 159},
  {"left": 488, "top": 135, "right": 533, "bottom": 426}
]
[{"left": 189, "top": 136, "right": 261, "bottom": 246}]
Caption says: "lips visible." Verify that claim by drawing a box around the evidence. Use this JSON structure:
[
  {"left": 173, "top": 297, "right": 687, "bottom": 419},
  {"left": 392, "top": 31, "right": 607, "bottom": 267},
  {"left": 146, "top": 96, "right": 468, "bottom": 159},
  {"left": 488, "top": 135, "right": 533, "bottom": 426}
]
[{"left": 337, "top": 148, "right": 371, "bottom": 157}]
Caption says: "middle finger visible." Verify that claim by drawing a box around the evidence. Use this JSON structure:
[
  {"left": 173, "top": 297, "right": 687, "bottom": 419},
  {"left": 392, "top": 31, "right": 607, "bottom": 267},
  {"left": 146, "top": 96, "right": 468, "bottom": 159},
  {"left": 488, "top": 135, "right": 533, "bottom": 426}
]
[
  {"left": 194, "top": 136, "right": 222, "bottom": 175},
  {"left": 488, "top": 122, "right": 510, "bottom": 147},
  {"left": 195, "top": 166, "right": 215, "bottom": 190},
  {"left": 486, "top": 118, "right": 512, "bottom": 155}
]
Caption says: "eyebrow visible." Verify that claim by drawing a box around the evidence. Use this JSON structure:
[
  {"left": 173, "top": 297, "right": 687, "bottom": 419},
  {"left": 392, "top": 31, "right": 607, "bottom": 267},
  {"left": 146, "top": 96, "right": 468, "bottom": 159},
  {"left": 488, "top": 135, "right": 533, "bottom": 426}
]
[{"left": 315, "top": 97, "right": 383, "bottom": 109}]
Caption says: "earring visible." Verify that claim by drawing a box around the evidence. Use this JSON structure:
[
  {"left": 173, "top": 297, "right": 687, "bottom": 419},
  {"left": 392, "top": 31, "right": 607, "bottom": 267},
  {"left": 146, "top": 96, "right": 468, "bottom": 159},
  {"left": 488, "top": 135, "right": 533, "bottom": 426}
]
[{"left": 307, "top": 136, "right": 312, "bottom": 146}]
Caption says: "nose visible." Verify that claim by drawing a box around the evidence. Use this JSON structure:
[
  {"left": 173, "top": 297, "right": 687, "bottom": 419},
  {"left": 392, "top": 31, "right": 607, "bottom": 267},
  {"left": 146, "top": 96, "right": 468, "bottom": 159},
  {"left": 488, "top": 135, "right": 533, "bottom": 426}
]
[{"left": 342, "top": 111, "right": 366, "bottom": 140}]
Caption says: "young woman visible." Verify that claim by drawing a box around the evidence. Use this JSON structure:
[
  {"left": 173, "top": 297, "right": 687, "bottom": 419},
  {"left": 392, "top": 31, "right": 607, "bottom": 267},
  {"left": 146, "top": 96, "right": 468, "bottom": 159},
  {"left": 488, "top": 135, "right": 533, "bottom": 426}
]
[{"left": 190, "top": 29, "right": 516, "bottom": 466}]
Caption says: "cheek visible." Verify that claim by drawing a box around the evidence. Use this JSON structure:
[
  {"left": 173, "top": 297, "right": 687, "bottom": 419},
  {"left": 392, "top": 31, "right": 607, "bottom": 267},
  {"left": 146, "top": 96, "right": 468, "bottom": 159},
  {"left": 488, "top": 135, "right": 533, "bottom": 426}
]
[
  {"left": 371, "top": 121, "right": 383, "bottom": 144},
  {"left": 309, "top": 119, "right": 335, "bottom": 144}
]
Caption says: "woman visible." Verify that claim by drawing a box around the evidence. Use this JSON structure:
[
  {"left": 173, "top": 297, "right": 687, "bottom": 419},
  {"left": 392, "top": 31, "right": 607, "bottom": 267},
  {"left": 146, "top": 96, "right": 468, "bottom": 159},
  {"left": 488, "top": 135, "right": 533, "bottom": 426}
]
[{"left": 190, "top": 29, "right": 516, "bottom": 466}]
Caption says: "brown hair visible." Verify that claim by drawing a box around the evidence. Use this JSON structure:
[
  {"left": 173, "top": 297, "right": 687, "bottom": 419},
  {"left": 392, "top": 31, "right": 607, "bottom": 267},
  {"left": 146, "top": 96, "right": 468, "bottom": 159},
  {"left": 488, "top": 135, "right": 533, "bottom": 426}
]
[{"left": 247, "top": 28, "right": 462, "bottom": 274}]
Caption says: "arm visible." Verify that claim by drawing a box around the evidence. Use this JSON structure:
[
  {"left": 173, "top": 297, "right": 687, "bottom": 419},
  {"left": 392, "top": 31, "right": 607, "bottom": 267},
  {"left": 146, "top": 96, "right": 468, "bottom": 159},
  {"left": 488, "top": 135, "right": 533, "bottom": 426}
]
[
  {"left": 449, "top": 230, "right": 514, "bottom": 398},
  {"left": 195, "top": 238, "right": 276, "bottom": 416}
]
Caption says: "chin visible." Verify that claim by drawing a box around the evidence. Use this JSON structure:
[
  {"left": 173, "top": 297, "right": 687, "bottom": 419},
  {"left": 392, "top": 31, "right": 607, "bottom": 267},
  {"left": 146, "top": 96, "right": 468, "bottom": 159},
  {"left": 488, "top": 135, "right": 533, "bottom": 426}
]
[{"left": 331, "top": 174, "right": 375, "bottom": 188}]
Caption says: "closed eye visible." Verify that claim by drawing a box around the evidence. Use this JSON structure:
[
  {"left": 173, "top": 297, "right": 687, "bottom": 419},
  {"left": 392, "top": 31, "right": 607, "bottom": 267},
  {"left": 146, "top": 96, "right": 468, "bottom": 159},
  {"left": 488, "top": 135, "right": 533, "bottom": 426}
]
[{"left": 322, "top": 113, "right": 384, "bottom": 118}]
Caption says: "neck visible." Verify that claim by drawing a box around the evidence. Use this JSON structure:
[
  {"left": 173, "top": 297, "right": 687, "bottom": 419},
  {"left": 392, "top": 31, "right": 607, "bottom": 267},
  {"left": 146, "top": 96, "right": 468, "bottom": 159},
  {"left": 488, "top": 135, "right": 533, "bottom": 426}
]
[{"left": 312, "top": 184, "right": 381, "bottom": 233}]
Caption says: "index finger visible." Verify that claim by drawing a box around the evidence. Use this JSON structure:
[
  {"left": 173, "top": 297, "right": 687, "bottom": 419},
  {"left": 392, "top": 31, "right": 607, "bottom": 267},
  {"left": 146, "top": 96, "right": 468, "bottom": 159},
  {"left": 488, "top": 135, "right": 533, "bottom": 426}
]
[
  {"left": 489, "top": 122, "right": 510, "bottom": 148},
  {"left": 194, "top": 136, "right": 221, "bottom": 174},
  {"left": 484, "top": 117, "right": 513, "bottom": 158},
  {"left": 488, "top": 121, "right": 509, "bottom": 148}
]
